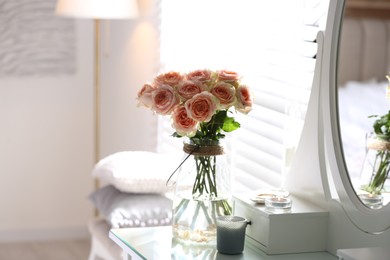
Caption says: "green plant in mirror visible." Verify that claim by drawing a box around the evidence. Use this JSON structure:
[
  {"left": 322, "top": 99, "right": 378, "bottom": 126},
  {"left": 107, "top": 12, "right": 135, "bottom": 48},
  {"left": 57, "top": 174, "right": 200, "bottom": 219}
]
[{"left": 364, "top": 110, "right": 390, "bottom": 194}]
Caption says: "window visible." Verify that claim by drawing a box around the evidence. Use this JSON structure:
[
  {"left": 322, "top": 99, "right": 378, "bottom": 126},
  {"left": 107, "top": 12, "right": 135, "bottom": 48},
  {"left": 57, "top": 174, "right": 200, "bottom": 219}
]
[{"left": 158, "top": 0, "right": 328, "bottom": 192}]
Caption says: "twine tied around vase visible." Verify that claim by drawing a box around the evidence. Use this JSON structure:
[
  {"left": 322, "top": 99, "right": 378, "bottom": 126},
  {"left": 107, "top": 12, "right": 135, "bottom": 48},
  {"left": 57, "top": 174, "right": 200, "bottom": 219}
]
[
  {"left": 367, "top": 138, "right": 390, "bottom": 151},
  {"left": 183, "top": 142, "right": 224, "bottom": 156},
  {"left": 166, "top": 142, "right": 225, "bottom": 187}
]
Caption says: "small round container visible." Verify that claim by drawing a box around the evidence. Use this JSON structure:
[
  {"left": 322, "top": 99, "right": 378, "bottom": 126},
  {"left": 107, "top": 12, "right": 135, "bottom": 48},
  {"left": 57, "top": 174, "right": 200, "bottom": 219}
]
[
  {"left": 265, "top": 196, "right": 292, "bottom": 213},
  {"left": 358, "top": 193, "right": 383, "bottom": 209},
  {"left": 250, "top": 189, "right": 289, "bottom": 204}
]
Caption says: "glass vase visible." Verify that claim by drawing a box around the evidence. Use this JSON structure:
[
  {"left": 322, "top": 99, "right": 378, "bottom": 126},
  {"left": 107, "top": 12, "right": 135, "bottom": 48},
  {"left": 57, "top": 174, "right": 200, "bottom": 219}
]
[
  {"left": 360, "top": 134, "right": 390, "bottom": 195},
  {"left": 172, "top": 138, "right": 232, "bottom": 245}
]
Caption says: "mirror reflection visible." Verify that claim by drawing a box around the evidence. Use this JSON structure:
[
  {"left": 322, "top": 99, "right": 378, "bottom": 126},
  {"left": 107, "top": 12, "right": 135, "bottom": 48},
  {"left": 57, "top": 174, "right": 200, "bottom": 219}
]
[{"left": 338, "top": 0, "right": 390, "bottom": 208}]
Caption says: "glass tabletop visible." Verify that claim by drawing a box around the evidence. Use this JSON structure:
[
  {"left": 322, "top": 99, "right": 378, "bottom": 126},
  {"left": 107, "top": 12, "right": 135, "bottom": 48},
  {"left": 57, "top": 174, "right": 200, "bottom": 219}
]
[
  {"left": 110, "top": 226, "right": 172, "bottom": 259},
  {"left": 109, "top": 226, "right": 337, "bottom": 260},
  {"left": 109, "top": 226, "right": 264, "bottom": 259}
]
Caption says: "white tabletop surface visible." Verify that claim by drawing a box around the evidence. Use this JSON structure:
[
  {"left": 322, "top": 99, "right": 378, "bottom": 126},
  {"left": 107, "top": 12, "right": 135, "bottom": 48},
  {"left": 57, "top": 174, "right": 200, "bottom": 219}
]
[{"left": 109, "top": 226, "right": 337, "bottom": 260}]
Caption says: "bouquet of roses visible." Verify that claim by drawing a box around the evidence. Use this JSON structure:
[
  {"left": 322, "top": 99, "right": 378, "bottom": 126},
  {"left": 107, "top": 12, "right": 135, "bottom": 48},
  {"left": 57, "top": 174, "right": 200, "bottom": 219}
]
[
  {"left": 136, "top": 69, "right": 253, "bottom": 141},
  {"left": 137, "top": 70, "right": 253, "bottom": 242}
]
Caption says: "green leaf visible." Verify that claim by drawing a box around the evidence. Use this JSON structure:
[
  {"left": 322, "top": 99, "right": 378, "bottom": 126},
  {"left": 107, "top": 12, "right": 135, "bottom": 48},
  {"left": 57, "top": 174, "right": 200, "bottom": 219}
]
[
  {"left": 222, "top": 116, "right": 240, "bottom": 132},
  {"left": 172, "top": 132, "right": 182, "bottom": 138},
  {"left": 213, "top": 110, "right": 227, "bottom": 126},
  {"left": 371, "top": 110, "right": 390, "bottom": 141}
]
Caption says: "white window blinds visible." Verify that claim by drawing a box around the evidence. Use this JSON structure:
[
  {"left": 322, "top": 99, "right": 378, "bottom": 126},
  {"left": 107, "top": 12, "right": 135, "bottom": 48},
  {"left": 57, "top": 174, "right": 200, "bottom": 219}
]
[{"left": 158, "top": 0, "right": 328, "bottom": 192}]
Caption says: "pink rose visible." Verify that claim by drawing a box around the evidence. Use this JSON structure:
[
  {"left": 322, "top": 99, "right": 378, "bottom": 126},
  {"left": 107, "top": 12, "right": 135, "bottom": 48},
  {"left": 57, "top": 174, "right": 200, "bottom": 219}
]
[
  {"left": 152, "top": 85, "right": 179, "bottom": 115},
  {"left": 154, "top": 71, "right": 184, "bottom": 87},
  {"left": 187, "top": 69, "right": 213, "bottom": 83},
  {"left": 185, "top": 91, "right": 218, "bottom": 122},
  {"left": 210, "top": 82, "right": 236, "bottom": 108},
  {"left": 217, "top": 69, "right": 240, "bottom": 82},
  {"left": 171, "top": 105, "right": 198, "bottom": 137},
  {"left": 235, "top": 85, "right": 253, "bottom": 114},
  {"left": 137, "top": 83, "right": 156, "bottom": 108},
  {"left": 177, "top": 80, "right": 205, "bottom": 101}
]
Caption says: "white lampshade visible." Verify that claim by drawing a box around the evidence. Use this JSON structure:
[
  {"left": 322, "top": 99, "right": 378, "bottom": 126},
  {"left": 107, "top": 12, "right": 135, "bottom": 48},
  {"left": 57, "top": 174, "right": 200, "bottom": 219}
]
[{"left": 55, "top": 0, "right": 138, "bottom": 19}]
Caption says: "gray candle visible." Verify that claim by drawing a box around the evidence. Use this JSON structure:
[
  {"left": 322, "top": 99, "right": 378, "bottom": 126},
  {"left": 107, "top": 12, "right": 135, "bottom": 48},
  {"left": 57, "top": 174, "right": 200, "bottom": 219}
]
[{"left": 216, "top": 216, "right": 250, "bottom": 255}]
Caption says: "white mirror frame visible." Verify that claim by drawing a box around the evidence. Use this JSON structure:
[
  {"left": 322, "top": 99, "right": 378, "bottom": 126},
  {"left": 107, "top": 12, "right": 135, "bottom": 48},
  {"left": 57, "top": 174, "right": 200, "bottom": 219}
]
[{"left": 319, "top": 0, "right": 390, "bottom": 234}]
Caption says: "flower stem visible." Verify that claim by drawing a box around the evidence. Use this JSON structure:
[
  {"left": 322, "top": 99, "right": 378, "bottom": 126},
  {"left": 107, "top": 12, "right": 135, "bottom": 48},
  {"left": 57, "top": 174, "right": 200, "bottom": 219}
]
[
  {"left": 367, "top": 150, "right": 390, "bottom": 194},
  {"left": 191, "top": 154, "right": 232, "bottom": 215},
  {"left": 193, "top": 155, "right": 218, "bottom": 199}
]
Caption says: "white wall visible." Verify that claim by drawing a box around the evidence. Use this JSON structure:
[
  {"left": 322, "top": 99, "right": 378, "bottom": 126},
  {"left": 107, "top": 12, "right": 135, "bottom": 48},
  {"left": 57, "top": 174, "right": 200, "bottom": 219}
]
[
  {"left": 0, "top": 0, "right": 160, "bottom": 241},
  {"left": 0, "top": 20, "right": 95, "bottom": 241}
]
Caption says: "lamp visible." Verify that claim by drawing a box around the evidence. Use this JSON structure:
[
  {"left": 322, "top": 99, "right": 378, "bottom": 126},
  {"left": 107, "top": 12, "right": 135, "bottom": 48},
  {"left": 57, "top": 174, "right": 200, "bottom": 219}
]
[
  {"left": 55, "top": 0, "right": 138, "bottom": 165},
  {"left": 55, "top": 0, "right": 138, "bottom": 19}
]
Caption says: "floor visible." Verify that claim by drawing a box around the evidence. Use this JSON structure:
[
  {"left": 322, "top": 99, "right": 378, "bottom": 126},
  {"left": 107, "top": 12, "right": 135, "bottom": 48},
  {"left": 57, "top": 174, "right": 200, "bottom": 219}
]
[{"left": 0, "top": 238, "right": 91, "bottom": 260}]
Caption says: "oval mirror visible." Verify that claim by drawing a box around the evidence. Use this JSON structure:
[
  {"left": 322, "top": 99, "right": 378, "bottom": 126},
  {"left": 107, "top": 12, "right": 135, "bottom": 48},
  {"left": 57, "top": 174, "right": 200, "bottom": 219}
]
[
  {"left": 338, "top": 1, "right": 390, "bottom": 209},
  {"left": 320, "top": 0, "right": 390, "bottom": 233}
]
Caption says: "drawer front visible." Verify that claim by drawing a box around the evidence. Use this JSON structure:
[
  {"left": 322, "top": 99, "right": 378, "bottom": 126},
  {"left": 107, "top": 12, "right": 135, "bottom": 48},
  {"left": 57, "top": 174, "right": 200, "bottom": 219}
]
[{"left": 234, "top": 200, "right": 269, "bottom": 248}]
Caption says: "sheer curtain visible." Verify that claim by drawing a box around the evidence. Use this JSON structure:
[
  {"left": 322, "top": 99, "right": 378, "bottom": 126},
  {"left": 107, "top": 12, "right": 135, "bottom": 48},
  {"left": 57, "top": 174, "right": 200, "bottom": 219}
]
[{"left": 158, "top": 0, "right": 328, "bottom": 192}]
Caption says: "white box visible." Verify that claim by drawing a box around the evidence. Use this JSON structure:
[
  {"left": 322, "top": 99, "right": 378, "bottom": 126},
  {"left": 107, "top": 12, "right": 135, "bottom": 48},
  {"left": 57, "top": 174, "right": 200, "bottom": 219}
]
[{"left": 233, "top": 193, "right": 329, "bottom": 254}]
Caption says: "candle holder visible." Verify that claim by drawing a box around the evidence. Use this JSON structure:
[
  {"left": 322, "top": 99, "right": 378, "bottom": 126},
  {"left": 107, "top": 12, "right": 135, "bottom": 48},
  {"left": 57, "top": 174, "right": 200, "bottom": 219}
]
[
  {"left": 358, "top": 193, "right": 383, "bottom": 209},
  {"left": 250, "top": 189, "right": 290, "bottom": 204},
  {"left": 265, "top": 196, "right": 292, "bottom": 213},
  {"left": 216, "top": 216, "right": 251, "bottom": 255}
]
